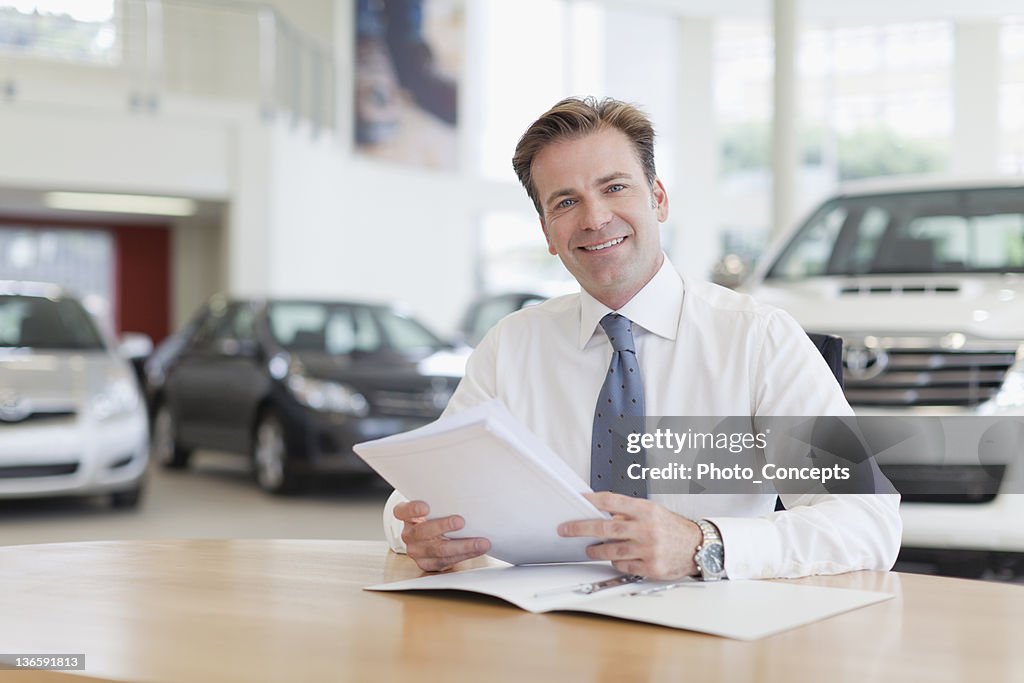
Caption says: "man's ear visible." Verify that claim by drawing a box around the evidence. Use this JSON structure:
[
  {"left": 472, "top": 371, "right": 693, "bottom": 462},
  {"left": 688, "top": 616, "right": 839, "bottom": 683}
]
[
  {"left": 652, "top": 178, "right": 669, "bottom": 222},
  {"left": 540, "top": 216, "right": 557, "bottom": 256}
]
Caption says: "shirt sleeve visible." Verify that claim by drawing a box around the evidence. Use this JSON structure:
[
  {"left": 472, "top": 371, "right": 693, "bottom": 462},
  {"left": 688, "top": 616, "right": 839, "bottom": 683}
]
[
  {"left": 381, "top": 324, "right": 503, "bottom": 554},
  {"left": 711, "top": 309, "right": 902, "bottom": 579}
]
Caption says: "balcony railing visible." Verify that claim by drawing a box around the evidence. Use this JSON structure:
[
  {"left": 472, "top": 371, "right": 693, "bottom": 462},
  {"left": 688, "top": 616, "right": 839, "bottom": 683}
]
[{"left": 0, "top": 0, "right": 336, "bottom": 135}]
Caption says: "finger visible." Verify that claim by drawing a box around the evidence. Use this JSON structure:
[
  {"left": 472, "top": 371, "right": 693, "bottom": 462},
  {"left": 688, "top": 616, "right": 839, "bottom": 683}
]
[
  {"left": 417, "top": 549, "right": 489, "bottom": 573},
  {"left": 584, "top": 492, "right": 650, "bottom": 517},
  {"left": 404, "top": 515, "right": 465, "bottom": 544},
  {"left": 394, "top": 500, "right": 430, "bottom": 522},
  {"left": 611, "top": 559, "right": 648, "bottom": 577},
  {"left": 585, "top": 540, "right": 642, "bottom": 562},
  {"left": 426, "top": 536, "right": 490, "bottom": 560},
  {"left": 558, "top": 517, "right": 635, "bottom": 540},
  {"left": 411, "top": 538, "right": 490, "bottom": 569}
]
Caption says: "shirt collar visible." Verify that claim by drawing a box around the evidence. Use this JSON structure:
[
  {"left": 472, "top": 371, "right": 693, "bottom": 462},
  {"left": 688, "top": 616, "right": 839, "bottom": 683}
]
[{"left": 577, "top": 254, "right": 684, "bottom": 349}]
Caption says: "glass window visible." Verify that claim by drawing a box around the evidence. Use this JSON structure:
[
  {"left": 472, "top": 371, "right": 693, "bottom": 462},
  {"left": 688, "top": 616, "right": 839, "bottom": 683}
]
[
  {"left": 768, "top": 204, "right": 847, "bottom": 278},
  {"left": 207, "top": 303, "right": 257, "bottom": 343},
  {"left": 0, "top": 295, "right": 105, "bottom": 350},
  {"left": 0, "top": 1, "right": 119, "bottom": 65},
  {"left": 1000, "top": 17, "right": 1024, "bottom": 173},
  {"left": 374, "top": 308, "right": 442, "bottom": 352},
  {"left": 715, "top": 19, "right": 954, "bottom": 265},
  {"left": 321, "top": 307, "right": 382, "bottom": 354},
  {"left": 0, "top": 227, "right": 115, "bottom": 330},
  {"left": 767, "top": 188, "right": 1024, "bottom": 278},
  {"left": 269, "top": 303, "right": 327, "bottom": 350},
  {"left": 269, "top": 302, "right": 385, "bottom": 354},
  {"left": 477, "top": 212, "right": 577, "bottom": 295}
]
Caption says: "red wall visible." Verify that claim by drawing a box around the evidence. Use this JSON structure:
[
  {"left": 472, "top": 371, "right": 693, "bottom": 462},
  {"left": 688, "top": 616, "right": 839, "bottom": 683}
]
[{"left": 112, "top": 225, "right": 170, "bottom": 342}]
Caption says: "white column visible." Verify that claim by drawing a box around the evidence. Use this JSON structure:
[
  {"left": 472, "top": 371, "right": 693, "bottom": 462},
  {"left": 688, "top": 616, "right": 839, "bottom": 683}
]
[
  {"left": 333, "top": 0, "right": 355, "bottom": 155},
  {"left": 771, "top": 0, "right": 799, "bottom": 241},
  {"left": 226, "top": 114, "right": 273, "bottom": 295},
  {"left": 952, "top": 21, "right": 1001, "bottom": 175},
  {"left": 672, "top": 16, "right": 718, "bottom": 280}
]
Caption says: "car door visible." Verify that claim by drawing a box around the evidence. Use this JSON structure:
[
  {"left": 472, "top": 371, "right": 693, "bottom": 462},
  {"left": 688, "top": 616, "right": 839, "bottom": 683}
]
[{"left": 169, "top": 302, "right": 268, "bottom": 453}]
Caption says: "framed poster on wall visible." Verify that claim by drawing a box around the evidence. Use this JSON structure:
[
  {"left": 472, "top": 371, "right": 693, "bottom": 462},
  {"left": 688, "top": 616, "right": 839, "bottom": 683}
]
[{"left": 354, "top": 0, "right": 463, "bottom": 170}]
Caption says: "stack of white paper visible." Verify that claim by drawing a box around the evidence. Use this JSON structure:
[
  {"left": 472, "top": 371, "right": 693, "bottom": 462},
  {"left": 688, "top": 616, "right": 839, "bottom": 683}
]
[{"left": 353, "top": 400, "right": 609, "bottom": 565}]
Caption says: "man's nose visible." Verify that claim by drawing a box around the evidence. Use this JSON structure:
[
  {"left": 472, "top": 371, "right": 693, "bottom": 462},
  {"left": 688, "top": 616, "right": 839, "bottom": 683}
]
[{"left": 579, "top": 198, "right": 612, "bottom": 231}]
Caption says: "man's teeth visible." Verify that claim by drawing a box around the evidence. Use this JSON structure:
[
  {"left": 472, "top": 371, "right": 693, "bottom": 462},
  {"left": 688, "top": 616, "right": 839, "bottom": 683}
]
[{"left": 583, "top": 237, "right": 625, "bottom": 251}]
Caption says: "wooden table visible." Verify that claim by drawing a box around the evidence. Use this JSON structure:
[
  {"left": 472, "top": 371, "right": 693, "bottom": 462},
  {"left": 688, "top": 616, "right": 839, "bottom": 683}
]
[{"left": 0, "top": 539, "right": 1021, "bottom": 683}]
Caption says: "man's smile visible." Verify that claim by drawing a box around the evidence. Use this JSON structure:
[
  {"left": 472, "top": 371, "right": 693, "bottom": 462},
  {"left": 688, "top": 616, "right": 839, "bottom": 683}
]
[{"left": 580, "top": 236, "right": 627, "bottom": 252}]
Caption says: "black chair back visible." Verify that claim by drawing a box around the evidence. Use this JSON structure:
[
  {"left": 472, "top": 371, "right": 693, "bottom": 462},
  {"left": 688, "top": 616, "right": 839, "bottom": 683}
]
[
  {"left": 775, "top": 332, "right": 845, "bottom": 512},
  {"left": 806, "top": 332, "right": 843, "bottom": 388}
]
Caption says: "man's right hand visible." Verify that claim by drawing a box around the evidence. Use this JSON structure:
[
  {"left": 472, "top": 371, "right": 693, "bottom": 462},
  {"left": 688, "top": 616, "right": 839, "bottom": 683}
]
[{"left": 393, "top": 500, "right": 492, "bottom": 572}]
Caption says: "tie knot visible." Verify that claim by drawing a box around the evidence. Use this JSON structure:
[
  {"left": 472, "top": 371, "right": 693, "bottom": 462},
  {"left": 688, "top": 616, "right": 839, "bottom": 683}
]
[{"left": 599, "top": 313, "right": 636, "bottom": 352}]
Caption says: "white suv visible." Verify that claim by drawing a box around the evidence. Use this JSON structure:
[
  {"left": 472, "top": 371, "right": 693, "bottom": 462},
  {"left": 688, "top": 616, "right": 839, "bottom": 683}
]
[
  {"left": 0, "top": 282, "right": 149, "bottom": 506},
  {"left": 743, "top": 177, "right": 1024, "bottom": 570}
]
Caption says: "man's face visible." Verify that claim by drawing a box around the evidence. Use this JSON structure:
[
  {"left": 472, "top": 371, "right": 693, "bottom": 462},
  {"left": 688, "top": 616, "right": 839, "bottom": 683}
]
[{"left": 532, "top": 127, "right": 668, "bottom": 309}]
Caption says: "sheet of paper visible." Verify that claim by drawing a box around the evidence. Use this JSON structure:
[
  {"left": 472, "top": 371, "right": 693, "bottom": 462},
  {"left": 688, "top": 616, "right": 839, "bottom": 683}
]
[
  {"left": 353, "top": 400, "right": 609, "bottom": 565},
  {"left": 368, "top": 563, "right": 638, "bottom": 612},
  {"left": 367, "top": 564, "right": 893, "bottom": 640},
  {"left": 573, "top": 580, "right": 892, "bottom": 640}
]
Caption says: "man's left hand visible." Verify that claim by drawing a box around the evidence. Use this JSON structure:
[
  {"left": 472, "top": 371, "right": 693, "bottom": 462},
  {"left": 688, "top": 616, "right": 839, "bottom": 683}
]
[{"left": 558, "top": 492, "right": 703, "bottom": 580}]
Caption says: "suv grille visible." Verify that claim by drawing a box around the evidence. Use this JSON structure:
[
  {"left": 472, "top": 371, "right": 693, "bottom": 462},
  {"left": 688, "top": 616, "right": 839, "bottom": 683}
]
[{"left": 844, "top": 348, "right": 1017, "bottom": 407}]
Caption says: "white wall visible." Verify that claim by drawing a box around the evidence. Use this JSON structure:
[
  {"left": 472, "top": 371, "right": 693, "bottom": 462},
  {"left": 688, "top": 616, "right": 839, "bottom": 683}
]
[
  {"left": 262, "top": 119, "right": 532, "bottom": 333},
  {"left": 0, "top": 103, "right": 231, "bottom": 197}
]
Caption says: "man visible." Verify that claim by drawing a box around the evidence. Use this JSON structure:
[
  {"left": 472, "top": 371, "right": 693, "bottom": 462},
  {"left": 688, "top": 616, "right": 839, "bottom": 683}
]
[{"left": 384, "top": 97, "right": 901, "bottom": 580}]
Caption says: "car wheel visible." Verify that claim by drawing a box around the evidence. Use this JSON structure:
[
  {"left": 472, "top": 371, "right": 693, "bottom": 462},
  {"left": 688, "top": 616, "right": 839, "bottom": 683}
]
[
  {"left": 110, "top": 484, "right": 144, "bottom": 509},
  {"left": 253, "top": 411, "right": 299, "bottom": 494},
  {"left": 152, "top": 403, "right": 192, "bottom": 469}
]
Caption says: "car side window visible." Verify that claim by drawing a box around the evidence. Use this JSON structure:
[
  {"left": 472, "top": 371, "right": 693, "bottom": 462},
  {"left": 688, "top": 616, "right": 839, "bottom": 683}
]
[
  {"left": 352, "top": 306, "right": 384, "bottom": 352},
  {"left": 221, "top": 304, "right": 256, "bottom": 342},
  {"left": 375, "top": 309, "right": 442, "bottom": 352},
  {"left": 769, "top": 205, "right": 848, "bottom": 279},
  {"left": 325, "top": 308, "right": 357, "bottom": 355},
  {"left": 189, "top": 305, "right": 230, "bottom": 349},
  {"left": 188, "top": 302, "right": 255, "bottom": 351}
]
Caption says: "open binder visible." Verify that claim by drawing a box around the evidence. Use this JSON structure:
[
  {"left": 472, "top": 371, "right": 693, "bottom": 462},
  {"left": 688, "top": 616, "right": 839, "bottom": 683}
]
[{"left": 367, "top": 563, "right": 893, "bottom": 641}]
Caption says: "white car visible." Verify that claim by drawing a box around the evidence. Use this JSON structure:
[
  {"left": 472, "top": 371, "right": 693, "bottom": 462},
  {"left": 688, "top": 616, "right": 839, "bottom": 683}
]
[
  {"left": 0, "top": 282, "right": 149, "bottom": 507},
  {"left": 743, "top": 176, "right": 1024, "bottom": 572}
]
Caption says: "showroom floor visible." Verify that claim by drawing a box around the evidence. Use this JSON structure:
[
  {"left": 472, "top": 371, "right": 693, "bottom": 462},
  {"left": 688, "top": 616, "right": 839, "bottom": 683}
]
[{"left": 0, "top": 451, "right": 392, "bottom": 548}]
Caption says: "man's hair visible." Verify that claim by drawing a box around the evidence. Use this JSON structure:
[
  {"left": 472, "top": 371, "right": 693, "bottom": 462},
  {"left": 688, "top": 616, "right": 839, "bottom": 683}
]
[{"left": 512, "top": 96, "right": 657, "bottom": 216}]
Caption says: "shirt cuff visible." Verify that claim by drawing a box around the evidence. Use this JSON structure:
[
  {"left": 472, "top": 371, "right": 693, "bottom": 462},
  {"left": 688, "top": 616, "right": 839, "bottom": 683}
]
[
  {"left": 382, "top": 489, "right": 409, "bottom": 554},
  {"left": 705, "top": 515, "right": 782, "bottom": 580}
]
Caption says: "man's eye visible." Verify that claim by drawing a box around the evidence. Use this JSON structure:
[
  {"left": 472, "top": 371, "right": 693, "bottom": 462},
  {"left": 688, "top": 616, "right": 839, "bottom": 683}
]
[
  {"left": 607, "top": 184, "right": 625, "bottom": 193},
  {"left": 557, "top": 198, "right": 576, "bottom": 209}
]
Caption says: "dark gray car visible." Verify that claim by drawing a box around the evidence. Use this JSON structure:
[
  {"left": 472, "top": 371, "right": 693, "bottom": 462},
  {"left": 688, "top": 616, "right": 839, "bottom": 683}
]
[{"left": 150, "top": 297, "right": 467, "bottom": 494}]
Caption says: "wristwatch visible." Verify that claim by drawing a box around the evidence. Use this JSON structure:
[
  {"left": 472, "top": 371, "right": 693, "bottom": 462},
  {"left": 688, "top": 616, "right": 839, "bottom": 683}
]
[{"left": 694, "top": 519, "right": 726, "bottom": 581}]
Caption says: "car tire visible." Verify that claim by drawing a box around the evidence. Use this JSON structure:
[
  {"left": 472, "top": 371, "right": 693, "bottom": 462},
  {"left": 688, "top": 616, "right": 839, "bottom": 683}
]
[
  {"left": 253, "top": 410, "right": 300, "bottom": 495},
  {"left": 110, "top": 484, "right": 144, "bottom": 509},
  {"left": 152, "top": 403, "right": 192, "bottom": 470}
]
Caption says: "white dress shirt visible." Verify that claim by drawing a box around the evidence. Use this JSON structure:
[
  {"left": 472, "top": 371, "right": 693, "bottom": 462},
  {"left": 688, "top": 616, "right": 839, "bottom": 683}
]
[{"left": 384, "top": 257, "right": 901, "bottom": 579}]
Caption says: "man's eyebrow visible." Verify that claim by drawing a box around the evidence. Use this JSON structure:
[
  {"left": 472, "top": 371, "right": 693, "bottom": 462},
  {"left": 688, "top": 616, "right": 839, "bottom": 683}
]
[
  {"left": 544, "top": 172, "right": 635, "bottom": 207},
  {"left": 595, "top": 172, "right": 633, "bottom": 186}
]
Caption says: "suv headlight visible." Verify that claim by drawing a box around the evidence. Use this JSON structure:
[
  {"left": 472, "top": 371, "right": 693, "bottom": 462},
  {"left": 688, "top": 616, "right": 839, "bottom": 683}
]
[
  {"left": 91, "top": 378, "right": 141, "bottom": 421},
  {"left": 286, "top": 374, "right": 370, "bottom": 416},
  {"left": 993, "top": 346, "right": 1024, "bottom": 410}
]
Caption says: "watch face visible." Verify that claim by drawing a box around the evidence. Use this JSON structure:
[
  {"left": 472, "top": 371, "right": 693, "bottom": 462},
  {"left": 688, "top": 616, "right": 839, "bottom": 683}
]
[{"left": 699, "top": 544, "right": 725, "bottom": 575}]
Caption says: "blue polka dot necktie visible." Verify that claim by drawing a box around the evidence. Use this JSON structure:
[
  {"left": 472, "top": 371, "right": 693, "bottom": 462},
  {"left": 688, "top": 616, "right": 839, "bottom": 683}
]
[{"left": 591, "top": 313, "right": 647, "bottom": 498}]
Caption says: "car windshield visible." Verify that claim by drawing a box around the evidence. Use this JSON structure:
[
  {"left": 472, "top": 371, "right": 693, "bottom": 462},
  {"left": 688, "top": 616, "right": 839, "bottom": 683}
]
[
  {"left": 766, "top": 187, "right": 1024, "bottom": 279},
  {"left": 268, "top": 302, "right": 444, "bottom": 354},
  {"left": 0, "top": 295, "right": 105, "bottom": 350}
]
